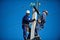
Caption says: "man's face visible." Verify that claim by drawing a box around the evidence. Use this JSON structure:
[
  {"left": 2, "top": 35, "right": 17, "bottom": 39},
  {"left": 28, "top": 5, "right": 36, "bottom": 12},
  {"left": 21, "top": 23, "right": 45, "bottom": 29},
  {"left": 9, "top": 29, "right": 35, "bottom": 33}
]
[{"left": 26, "top": 13, "right": 30, "bottom": 16}]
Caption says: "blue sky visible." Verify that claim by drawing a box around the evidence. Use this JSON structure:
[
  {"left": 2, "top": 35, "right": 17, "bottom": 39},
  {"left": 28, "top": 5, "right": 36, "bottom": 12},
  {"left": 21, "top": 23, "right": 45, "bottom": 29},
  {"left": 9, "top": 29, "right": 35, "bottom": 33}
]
[{"left": 0, "top": 0, "right": 60, "bottom": 40}]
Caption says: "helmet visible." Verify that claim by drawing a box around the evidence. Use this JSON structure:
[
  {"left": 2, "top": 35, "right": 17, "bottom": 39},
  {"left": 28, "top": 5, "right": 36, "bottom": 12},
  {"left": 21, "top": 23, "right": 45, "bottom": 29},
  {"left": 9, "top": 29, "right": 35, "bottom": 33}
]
[
  {"left": 26, "top": 10, "right": 30, "bottom": 14},
  {"left": 43, "top": 10, "right": 48, "bottom": 15}
]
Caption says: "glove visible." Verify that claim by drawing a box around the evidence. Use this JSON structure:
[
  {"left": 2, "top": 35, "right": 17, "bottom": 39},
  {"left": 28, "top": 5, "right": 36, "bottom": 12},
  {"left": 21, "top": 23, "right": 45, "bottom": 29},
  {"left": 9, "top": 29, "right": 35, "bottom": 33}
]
[{"left": 32, "top": 19, "right": 35, "bottom": 21}]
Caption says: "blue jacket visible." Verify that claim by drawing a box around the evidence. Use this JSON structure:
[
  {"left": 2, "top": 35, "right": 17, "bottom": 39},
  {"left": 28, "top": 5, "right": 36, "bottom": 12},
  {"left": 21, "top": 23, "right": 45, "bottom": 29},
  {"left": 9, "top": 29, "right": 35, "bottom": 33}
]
[{"left": 22, "top": 15, "right": 33, "bottom": 25}]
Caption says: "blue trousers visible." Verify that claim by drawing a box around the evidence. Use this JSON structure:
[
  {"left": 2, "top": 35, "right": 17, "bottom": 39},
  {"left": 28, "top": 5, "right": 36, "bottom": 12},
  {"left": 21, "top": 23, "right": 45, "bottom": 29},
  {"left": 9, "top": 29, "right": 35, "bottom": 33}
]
[
  {"left": 22, "top": 25, "right": 31, "bottom": 40},
  {"left": 22, "top": 25, "right": 27, "bottom": 40}
]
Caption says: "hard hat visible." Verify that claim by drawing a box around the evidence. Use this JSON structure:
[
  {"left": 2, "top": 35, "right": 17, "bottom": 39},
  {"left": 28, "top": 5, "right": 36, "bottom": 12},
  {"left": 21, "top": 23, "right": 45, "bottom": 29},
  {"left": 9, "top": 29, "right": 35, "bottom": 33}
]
[
  {"left": 43, "top": 10, "right": 48, "bottom": 15},
  {"left": 26, "top": 10, "right": 30, "bottom": 14}
]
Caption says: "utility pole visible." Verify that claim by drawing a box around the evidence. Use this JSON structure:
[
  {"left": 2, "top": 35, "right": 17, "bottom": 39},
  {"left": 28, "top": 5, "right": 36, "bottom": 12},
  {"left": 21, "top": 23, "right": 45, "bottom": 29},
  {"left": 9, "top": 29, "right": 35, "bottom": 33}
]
[
  {"left": 30, "top": 0, "right": 41, "bottom": 40},
  {"left": 30, "top": 0, "right": 41, "bottom": 9}
]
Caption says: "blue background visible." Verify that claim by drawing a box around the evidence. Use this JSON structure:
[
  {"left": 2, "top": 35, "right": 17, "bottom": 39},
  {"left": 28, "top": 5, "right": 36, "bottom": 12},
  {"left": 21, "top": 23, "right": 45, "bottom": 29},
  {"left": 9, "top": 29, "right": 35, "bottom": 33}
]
[{"left": 0, "top": 0, "right": 60, "bottom": 40}]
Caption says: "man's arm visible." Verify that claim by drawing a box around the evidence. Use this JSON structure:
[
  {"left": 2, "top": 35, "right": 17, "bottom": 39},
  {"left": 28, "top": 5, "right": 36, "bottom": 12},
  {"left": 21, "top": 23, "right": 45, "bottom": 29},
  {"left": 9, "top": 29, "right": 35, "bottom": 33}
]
[{"left": 28, "top": 18, "right": 35, "bottom": 22}]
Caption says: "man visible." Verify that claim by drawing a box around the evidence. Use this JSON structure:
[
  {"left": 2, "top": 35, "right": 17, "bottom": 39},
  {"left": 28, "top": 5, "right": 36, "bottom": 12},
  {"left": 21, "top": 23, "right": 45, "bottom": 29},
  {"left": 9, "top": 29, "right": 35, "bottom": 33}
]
[
  {"left": 36, "top": 10, "right": 48, "bottom": 34},
  {"left": 22, "top": 10, "right": 35, "bottom": 40},
  {"left": 40, "top": 10, "right": 48, "bottom": 28}
]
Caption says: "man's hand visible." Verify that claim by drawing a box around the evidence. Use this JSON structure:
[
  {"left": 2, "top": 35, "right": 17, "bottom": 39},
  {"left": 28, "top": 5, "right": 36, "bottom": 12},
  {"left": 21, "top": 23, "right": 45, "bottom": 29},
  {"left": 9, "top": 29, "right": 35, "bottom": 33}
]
[
  {"left": 33, "top": 19, "right": 35, "bottom": 21},
  {"left": 37, "top": 19, "right": 41, "bottom": 24}
]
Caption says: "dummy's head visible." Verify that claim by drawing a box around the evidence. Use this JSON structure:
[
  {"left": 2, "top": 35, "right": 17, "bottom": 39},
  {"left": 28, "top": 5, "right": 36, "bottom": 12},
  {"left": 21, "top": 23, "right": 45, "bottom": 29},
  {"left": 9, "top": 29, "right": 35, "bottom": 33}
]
[
  {"left": 26, "top": 10, "right": 30, "bottom": 16},
  {"left": 42, "top": 10, "right": 48, "bottom": 16}
]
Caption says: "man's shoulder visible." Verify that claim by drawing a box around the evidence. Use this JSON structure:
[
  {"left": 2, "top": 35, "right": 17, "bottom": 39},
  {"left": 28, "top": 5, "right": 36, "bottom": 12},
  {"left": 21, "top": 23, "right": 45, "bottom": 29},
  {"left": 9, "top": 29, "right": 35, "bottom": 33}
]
[
  {"left": 23, "top": 15, "right": 28, "bottom": 19},
  {"left": 23, "top": 15, "right": 26, "bottom": 18}
]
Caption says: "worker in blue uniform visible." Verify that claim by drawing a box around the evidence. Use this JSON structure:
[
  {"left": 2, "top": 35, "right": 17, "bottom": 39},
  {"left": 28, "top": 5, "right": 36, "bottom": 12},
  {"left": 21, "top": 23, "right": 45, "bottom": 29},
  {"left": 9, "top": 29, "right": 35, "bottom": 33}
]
[
  {"left": 40, "top": 10, "right": 48, "bottom": 28},
  {"left": 22, "top": 10, "right": 35, "bottom": 40},
  {"left": 34, "top": 10, "right": 48, "bottom": 40}
]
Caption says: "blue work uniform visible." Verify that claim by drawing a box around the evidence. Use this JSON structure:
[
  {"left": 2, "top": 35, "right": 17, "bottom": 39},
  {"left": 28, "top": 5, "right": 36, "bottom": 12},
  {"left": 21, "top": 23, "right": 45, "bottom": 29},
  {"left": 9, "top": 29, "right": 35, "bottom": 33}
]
[
  {"left": 35, "top": 13, "right": 46, "bottom": 36},
  {"left": 40, "top": 13, "right": 46, "bottom": 27},
  {"left": 22, "top": 15, "right": 34, "bottom": 40}
]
